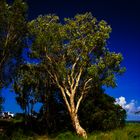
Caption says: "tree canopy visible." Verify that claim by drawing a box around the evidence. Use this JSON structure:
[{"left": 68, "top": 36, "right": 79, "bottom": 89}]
[{"left": 26, "top": 13, "right": 125, "bottom": 138}]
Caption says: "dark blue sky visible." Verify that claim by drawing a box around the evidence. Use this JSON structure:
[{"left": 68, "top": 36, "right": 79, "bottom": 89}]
[{"left": 3, "top": 0, "right": 140, "bottom": 120}]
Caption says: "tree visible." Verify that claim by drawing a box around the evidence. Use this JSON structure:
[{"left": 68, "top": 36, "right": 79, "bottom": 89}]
[
  {"left": 28, "top": 13, "right": 125, "bottom": 139},
  {"left": 13, "top": 64, "right": 40, "bottom": 116},
  {"left": 0, "top": 0, "right": 27, "bottom": 88},
  {"left": 0, "top": 0, "right": 28, "bottom": 112},
  {"left": 14, "top": 62, "right": 61, "bottom": 133},
  {"left": 79, "top": 87, "right": 126, "bottom": 132},
  {"left": 41, "top": 86, "right": 126, "bottom": 133}
]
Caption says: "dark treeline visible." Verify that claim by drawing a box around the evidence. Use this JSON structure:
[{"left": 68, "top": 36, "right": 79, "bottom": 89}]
[{"left": 0, "top": 0, "right": 126, "bottom": 139}]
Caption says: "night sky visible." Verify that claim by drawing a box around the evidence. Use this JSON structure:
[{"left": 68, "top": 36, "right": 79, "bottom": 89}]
[{"left": 3, "top": 0, "right": 140, "bottom": 120}]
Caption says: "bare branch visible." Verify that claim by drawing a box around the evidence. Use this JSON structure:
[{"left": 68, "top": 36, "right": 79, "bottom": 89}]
[
  {"left": 46, "top": 55, "right": 52, "bottom": 62},
  {"left": 75, "top": 78, "right": 92, "bottom": 113},
  {"left": 46, "top": 69, "right": 55, "bottom": 82},
  {"left": 67, "top": 74, "right": 71, "bottom": 87},
  {"left": 71, "top": 57, "right": 79, "bottom": 78},
  {"left": 54, "top": 73, "right": 71, "bottom": 113},
  {"left": 73, "top": 68, "right": 83, "bottom": 93},
  {"left": 60, "top": 86, "right": 71, "bottom": 113},
  {"left": 64, "top": 87, "right": 71, "bottom": 97},
  {"left": 84, "top": 78, "right": 93, "bottom": 88}
]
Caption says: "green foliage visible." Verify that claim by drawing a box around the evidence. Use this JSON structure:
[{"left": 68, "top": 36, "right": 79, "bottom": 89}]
[
  {"left": 50, "top": 123, "right": 140, "bottom": 140},
  {"left": 13, "top": 64, "right": 42, "bottom": 115},
  {"left": 0, "top": 0, "right": 28, "bottom": 118},
  {"left": 43, "top": 88, "right": 126, "bottom": 133},
  {"left": 79, "top": 89, "right": 126, "bottom": 132},
  {"left": 0, "top": 0, "right": 28, "bottom": 87},
  {"left": 0, "top": 119, "right": 37, "bottom": 140},
  {"left": 9, "top": 128, "right": 36, "bottom": 140},
  {"left": 52, "top": 124, "right": 140, "bottom": 140},
  {"left": 1, "top": 118, "right": 140, "bottom": 140},
  {"left": 28, "top": 12, "right": 125, "bottom": 89},
  {"left": 0, "top": 129, "right": 36, "bottom": 140}
]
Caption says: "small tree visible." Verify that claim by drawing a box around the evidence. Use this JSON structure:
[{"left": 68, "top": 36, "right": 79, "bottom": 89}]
[
  {"left": 14, "top": 64, "right": 40, "bottom": 116},
  {"left": 14, "top": 63, "right": 60, "bottom": 132},
  {"left": 29, "top": 13, "right": 125, "bottom": 138}
]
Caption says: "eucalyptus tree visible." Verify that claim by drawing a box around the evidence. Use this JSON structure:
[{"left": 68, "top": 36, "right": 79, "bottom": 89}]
[
  {"left": 49, "top": 86, "right": 126, "bottom": 133},
  {"left": 13, "top": 62, "right": 54, "bottom": 118},
  {"left": 13, "top": 64, "right": 41, "bottom": 115},
  {"left": 29, "top": 13, "right": 125, "bottom": 139},
  {"left": 0, "top": 0, "right": 27, "bottom": 87}
]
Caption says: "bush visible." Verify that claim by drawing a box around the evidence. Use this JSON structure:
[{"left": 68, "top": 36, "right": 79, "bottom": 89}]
[
  {"left": 10, "top": 128, "right": 35, "bottom": 140},
  {"left": 0, "top": 128, "right": 35, "bottom": 140},
  {"left": 79, "top": 90, "right": 126, "bottom": 132}
]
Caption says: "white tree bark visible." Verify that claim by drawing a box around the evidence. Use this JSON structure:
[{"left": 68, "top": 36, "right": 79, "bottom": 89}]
[{"left": 46, "top": 56, "right": 92, "bottom": 139}]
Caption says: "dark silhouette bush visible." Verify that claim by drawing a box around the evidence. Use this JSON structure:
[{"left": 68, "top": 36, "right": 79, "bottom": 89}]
[{"left": 79, "top": 89, "right": 126, "bottom": 132}]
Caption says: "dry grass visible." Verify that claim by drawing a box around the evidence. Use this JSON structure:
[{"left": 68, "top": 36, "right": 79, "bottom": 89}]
[{"left": 37, "top": 135, "right": 50, "bottom": 140}]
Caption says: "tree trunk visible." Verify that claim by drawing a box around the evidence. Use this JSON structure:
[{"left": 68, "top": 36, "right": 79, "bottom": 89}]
[{"left": 70, "top": 113, "right": 87, "bottom": 139}]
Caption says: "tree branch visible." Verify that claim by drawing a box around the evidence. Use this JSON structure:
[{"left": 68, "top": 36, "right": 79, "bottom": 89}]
[
  {"left": 64, "top": 87, "right": 71, "bottom": 97},
  {"left": 67, "top": 74, "right": 71, "bottom": 87},
  {"left": 54, "top": 73, "right": 71, "bottom": 113},
  {"left": 73, "top": 68, "right": 83, "bottom": 93},
  {"left": 75, "top": 78, "right": 92, "bottom": 113},
  {"left": 71, "top": 57, "right": 79, "bottom": 78}
]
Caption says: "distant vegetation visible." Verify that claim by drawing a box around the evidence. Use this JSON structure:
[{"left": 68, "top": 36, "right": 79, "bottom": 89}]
[{"left": 0, "top": 0, "right": 127, "bottom": 139}]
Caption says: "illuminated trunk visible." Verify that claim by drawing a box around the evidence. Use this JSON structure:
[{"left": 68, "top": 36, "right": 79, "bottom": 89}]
[
  {"left": 54, "top": 66, "right": 89, "bottom": 139},
  {"left": 70, "top": 112, "right": 87, "bottom": 139},
  {"left": 69, "top": 94, "right": 87, "bottom": 139}
]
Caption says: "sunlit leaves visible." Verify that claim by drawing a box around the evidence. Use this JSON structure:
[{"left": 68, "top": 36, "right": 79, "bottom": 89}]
[
  {"left": 29, "top": 12, "right": 124, "bottom": 89},
  {"left": 28, "top": 12, "right": 125, "bottom": 96},
  {"left": 87, "top": 65, "right": 98, "bottom": 77}
]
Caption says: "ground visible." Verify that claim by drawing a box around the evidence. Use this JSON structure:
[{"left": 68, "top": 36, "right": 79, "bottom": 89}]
[{"left": 0, "top": 118, "right": 140, "bottom": 140}]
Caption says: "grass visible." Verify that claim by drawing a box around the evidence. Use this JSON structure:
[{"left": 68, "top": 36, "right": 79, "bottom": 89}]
[
  {"left": 49, "top": 123, "right": 140, "bottom": 140},
  {"left": 0, "top": 122, "right": 140, "bottom": 140}
]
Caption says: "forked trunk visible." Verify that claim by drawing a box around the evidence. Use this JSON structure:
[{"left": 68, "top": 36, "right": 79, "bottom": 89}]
[{"left": 70, "top": 113, "right": 87, "bottom": 139}]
